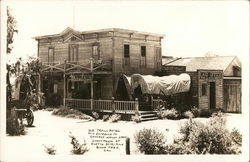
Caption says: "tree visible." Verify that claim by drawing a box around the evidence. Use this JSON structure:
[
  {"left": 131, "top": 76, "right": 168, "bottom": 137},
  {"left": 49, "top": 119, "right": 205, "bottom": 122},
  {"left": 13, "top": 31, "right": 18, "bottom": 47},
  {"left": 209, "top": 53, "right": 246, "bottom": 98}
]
[{"left": 7, "top": 6, "right": 18, "bottom": 54}]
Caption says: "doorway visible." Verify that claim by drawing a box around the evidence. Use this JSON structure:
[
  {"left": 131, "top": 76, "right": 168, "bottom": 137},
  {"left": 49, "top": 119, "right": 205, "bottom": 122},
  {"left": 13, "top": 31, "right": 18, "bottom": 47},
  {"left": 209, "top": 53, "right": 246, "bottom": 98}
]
[{"left": 209, "top": 82, "right": 216, "bottom": 109}]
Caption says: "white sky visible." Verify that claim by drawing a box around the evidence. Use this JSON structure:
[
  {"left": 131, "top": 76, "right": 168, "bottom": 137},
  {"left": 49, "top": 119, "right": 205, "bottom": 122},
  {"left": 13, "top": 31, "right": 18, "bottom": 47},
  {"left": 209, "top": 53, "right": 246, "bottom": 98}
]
[{"left": 3, "top": 0, "right": 249, "bottom": 61}]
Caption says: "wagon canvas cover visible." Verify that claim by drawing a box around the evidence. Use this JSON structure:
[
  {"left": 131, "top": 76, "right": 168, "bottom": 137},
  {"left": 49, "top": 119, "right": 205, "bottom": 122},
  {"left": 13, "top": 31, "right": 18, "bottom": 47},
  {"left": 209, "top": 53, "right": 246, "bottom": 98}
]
[{"left": 130, "top": 73, "right": 191, "bottom": 95}]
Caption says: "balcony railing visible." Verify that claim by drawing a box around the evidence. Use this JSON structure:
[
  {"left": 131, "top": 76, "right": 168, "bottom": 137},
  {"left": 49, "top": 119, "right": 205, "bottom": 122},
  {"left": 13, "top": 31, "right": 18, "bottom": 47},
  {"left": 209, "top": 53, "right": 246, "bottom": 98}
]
[{"left": 41, "top": 59, "right": 112, "bottom": 73}]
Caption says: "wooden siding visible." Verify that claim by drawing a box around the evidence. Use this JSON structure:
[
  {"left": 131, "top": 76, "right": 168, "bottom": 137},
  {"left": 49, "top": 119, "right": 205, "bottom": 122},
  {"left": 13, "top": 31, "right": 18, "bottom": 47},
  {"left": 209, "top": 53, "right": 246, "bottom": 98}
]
[
  {"left": 100, "top": 75, "right": 113, "bottom": 99},
  {"left": 223, "top": 79, "right": 241, "bottom": 113},
  {"left": 38, "top": 38, "right": 113, "bottom": 63},
  {"left": 113, "top": 37, "right": 161, "bottom": 75}
]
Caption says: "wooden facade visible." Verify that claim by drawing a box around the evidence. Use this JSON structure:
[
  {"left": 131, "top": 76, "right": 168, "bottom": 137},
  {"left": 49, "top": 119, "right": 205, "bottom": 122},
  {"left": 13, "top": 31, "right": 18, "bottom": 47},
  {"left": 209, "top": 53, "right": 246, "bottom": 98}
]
[
  {"left": 34, "top": 27, "right": 164, "bottom": 106},
  {"left": 197, "top": 70, "right": 223, "bottom": 110}
]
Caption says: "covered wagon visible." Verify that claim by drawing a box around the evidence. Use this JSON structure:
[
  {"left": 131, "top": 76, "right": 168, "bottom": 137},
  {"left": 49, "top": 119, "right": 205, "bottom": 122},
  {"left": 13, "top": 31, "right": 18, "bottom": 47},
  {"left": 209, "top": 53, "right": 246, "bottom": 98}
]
[{"left": 116, "top": 73, "right": 191, "bottom": 111}]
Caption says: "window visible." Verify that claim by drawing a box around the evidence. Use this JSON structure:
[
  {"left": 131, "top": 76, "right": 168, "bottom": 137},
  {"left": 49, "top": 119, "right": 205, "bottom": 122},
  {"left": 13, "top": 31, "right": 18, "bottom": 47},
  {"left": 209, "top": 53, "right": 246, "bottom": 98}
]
[
  {"left": 141, "top": 46, "right": 146, "bottom": 57},
  {"left": 124, "top": 44, "right": 130, "bottom": 57},
  {"left": 69, "top": 44, "right": 78, "bottom": 61},
  {"left": 201, "top": 83, "right": 207, "bottom": 96},
  {"left": 92, "top": 45, "right": 100, "bottom": 60},
  {"left": 140, "top": 46, "right": 146, "bottom": 67},
  {"left": 124, "top": 44, "right": 130, "bottom": 65},
  {"left": 48, "top": 48, "right": 54, "bottom": 63}
]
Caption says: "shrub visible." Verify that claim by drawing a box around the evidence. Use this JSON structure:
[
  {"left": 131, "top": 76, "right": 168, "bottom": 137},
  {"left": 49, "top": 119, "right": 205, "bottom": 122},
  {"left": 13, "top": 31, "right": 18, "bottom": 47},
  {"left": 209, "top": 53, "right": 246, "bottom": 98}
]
[
  {"left": 169, "top": 112, "right": 242, "bottom": 154},
  {"left": 198, "top": 109, "right": 212, "bottom": 118},
  {"left": 43, "top": 144, "right": 56, "bottom": 155},
  {"left": 165, "top": 142, "right": 193, "bottom": 154},
  {"left": 134, "top": 128, "right": 166, "bottom": 154},
  {"left": 91, "top": 111, "right": 100, "bottom": 120},
  {"left": 183, "top": 111, "right": 194, "bottom": 119},
  {"left": 175, "top": 104, "right": 189, "bottom": 114},
  {"left": 131, "top": 113, "right": 141, "bottom": 123},
  {"left": 158, "top": 108, "right": 179, "bottom": 120},
  {"left": 52, "top": 106, "right": 93, "bottom": 120},
  {"left": 109, "top": 113, "right": 121, "bottom": 123},
  {"left": 44, "top": 107, "right": 54, "bottom": 111},
  {"left": 6, "top": 108, "right": 26, "bottom": 136},
  {"left": 230, "top": 128, "right": 242, "bottom": 145},
  {"left": 102, "top": 115, "right": 110, "bottom": 121},
  {"left": 69, "top": 134, "right": 89, "bottom": 155},
  {"left": 190, "top": 106, "right": 199, "bottom": 118}
]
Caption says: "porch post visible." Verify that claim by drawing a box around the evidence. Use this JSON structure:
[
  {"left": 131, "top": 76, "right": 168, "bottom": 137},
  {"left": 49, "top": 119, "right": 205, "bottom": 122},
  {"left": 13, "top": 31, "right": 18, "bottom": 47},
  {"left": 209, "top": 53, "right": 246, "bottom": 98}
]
[
  {"left": 135, "top": 98, "right": 139, "bottom": 113},
  {"left": 90, "top": 58, "right": 94, "bottom": 111},
  {"left": 63, "top": 59, "right": 66, "bottom": 106},
  {"left": 112, "top": 97, "right": 115, "bottom": 112},
  {"left": 38, "top": 73, "right": 41, "bottom": 104}
]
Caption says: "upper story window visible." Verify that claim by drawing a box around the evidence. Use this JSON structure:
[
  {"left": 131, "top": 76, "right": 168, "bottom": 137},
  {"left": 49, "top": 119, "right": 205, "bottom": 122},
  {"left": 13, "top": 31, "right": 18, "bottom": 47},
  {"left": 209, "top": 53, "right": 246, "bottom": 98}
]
[
  {"left": 92, "top": 45, "right": 100, "bottom": 60},
  {"left": 140, "top": 46, "right": 146, "bottom": 67},
  {"left": 48, "top": 47, "right": 54, "bottom": 63},
  {"left": 124, "top": 44, "right": 130, "bottom": 66},
  {"left": 69, "top": 44, "right": 78, "bottom": 62}
]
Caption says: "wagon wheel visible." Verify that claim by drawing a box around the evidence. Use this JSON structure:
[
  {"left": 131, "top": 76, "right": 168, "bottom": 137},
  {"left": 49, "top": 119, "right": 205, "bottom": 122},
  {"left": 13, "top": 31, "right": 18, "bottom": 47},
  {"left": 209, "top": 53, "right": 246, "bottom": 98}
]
[{"left": 26, "top": 109, "right": 34, "bottom": 126}]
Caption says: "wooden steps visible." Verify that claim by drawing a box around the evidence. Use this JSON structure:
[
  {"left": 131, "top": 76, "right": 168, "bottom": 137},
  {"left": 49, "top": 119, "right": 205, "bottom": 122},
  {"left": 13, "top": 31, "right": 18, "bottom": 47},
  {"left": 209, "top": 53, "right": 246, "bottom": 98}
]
[{"left": 139, "top": 111, "right": 158, "bottom": 121}]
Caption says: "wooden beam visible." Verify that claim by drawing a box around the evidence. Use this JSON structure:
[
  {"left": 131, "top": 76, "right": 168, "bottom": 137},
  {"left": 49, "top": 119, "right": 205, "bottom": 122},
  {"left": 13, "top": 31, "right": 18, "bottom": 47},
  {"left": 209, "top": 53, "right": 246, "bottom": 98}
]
[
  {"left": 63, "top": 59, "right": 66, "bottom": 106},
  {"left": 90, "top": 58, "right": 93, "bottom": 111},
  {"left": 66, "top": 62, "right": 91, "bottom": 71}
]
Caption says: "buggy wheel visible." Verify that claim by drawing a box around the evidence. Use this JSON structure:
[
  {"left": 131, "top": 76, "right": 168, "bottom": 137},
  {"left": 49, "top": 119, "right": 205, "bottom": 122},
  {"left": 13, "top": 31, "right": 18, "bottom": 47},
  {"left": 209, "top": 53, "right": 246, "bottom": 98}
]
[{"left": 26, "top": 109, "right": 34, "bottom": 126}]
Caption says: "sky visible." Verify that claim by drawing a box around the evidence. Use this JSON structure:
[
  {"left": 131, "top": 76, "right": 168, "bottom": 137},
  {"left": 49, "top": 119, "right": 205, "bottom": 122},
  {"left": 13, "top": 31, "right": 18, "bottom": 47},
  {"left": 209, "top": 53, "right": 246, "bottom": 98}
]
[{"left": 2, "top": 0, "right": 249, "bottom": 62}]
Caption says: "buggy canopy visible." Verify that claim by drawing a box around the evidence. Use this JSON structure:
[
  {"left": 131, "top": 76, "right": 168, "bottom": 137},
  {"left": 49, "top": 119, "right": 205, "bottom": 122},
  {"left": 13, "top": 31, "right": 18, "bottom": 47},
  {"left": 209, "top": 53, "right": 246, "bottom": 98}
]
[
  {"left": 10, "top": 74, "right": 33, "bottom": 100},
  {"left": 130, "top": 73, "right": 191, "bottom": 95}
]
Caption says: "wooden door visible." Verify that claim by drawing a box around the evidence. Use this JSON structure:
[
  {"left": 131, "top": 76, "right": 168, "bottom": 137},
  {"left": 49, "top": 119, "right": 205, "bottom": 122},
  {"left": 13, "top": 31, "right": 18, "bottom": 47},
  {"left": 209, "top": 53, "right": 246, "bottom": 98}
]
[
  {"left": 223, "top": 79, "right": 241, "bottom": 113},
  {"left": 209, "top": 82, "right": 216, "bottom": 109}
]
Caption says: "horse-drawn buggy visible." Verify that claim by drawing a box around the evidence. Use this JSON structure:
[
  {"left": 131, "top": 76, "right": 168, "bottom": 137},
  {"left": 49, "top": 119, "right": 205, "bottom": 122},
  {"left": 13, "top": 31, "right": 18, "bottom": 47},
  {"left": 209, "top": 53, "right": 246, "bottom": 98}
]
[{"left": 8, "top": 74, "right": 35, "bottom": 126}]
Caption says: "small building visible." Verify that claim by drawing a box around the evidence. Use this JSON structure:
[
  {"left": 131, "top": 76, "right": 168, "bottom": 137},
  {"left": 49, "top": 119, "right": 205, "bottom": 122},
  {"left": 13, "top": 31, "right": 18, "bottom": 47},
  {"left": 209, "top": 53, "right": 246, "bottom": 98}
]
[
  {"left": 161, "top": 56, "right": 241, "bottom": 113},
  {"left": 34, "top": 27, "right": 164, "bottom": 110}
]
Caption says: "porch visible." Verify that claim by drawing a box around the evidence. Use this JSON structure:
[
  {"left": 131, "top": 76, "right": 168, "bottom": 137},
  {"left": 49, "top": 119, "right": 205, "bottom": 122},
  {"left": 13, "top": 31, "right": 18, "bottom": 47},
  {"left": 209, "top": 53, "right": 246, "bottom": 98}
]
[
  {"left": 65, "top": 98, "right": 162, "bottom": 115},
  {"left": 38, "top": 58, "right": 113, "bottom": 106}
]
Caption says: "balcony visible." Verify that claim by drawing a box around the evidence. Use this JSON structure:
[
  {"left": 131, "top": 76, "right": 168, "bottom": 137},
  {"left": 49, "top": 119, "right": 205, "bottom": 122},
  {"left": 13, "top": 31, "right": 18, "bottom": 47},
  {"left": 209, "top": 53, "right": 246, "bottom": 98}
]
[{"left": 41, "top": 59, "right": 113, "bottom": 74}]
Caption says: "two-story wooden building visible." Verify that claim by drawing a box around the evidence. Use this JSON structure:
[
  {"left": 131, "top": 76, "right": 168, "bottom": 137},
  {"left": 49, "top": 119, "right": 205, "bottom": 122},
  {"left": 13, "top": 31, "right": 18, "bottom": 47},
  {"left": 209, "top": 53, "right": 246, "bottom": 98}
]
[{"left": 34, "top": 27, "right": 164, "bottom": 107}]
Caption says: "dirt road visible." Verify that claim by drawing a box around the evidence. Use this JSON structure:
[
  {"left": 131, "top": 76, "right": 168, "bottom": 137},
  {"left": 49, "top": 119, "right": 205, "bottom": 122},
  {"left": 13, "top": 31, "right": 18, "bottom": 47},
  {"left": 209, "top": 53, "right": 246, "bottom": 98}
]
[{"left": 2, "top": 110, "right": 242, "bottom": 161}]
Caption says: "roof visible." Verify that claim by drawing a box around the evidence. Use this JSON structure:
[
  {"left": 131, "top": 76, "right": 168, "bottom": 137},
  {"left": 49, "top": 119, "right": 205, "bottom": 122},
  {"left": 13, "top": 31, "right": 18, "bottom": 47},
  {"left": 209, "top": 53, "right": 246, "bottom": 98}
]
[
  {"left": 33, "top": 27, "right": 165, "bottom": 40},
  {"left": 164, "top": 56, "right": 241, "bottom": 72},
  {"left": 162, "top": 56, "right": 179, "bottom": 65}
]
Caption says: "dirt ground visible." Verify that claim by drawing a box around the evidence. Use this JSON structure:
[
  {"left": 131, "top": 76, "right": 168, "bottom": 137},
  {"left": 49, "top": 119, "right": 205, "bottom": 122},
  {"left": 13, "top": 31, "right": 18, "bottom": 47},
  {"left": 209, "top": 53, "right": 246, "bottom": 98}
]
[{"left": 2, "top": 110, "right": 242, "bottom": 161}]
